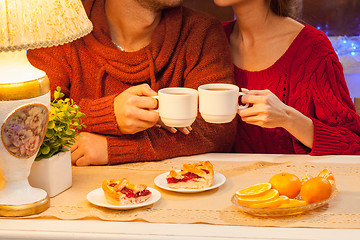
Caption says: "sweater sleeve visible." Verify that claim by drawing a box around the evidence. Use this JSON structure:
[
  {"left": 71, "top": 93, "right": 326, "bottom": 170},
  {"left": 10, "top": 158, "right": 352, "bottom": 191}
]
[
  {"left": 28, "top": 46, "right": 122, "bottom": 136},
  {"left": 308, "top": 52, "right": 360, "bottom": 155},
  {"left": 106, "top": 19, "right": 237, "bottom": 165}
]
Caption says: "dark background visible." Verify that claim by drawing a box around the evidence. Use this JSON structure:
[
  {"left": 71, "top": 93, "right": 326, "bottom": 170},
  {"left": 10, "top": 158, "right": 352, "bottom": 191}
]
[{"left": 183, "top": 0, "right": 360, "bottom": 36}]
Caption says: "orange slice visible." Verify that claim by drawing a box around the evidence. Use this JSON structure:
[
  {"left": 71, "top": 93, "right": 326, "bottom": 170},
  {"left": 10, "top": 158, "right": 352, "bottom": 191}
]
[
  {"left": 249, "top": 195, "right": 289, "bottom": 209},
  {"left": 277, "top": 199, "right": 307, "bottom": 208},
  {"left": 235, "top": 183, "right": 272, "bottom": 197},
  {"left": 236, "top": 189, "right": 279, "bottom": 206}
]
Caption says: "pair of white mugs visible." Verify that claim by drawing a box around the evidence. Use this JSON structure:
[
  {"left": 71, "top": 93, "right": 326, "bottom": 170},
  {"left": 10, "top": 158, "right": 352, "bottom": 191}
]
[{"left": 153, "top": 83, "right": 248, "bottom": 127}]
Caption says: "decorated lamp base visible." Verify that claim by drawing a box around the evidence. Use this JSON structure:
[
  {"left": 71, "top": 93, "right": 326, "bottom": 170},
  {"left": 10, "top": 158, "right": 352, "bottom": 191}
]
[
  {"left": 0, "top": 50, "right": 51, "bottom": 216},
  {"left": 0, "top": 190, "right": 49, "bottom": 217}
]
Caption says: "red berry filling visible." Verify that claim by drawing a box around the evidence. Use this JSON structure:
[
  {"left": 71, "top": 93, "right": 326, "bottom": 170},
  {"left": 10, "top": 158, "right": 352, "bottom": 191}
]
[
  {"left": 167, "top": 172, "right": 202, "bottom": 184},
  {"left": 202, "top": 169, "right": 209, "bottom": 174},
  {"left": 120, "top": 187, "right": 151, "bottom": 198}
]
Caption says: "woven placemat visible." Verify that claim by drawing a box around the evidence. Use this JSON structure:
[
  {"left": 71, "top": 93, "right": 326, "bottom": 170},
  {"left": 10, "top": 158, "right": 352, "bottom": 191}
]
[{"left": 23, "top": 154, "right": 360, "bottom": 229}]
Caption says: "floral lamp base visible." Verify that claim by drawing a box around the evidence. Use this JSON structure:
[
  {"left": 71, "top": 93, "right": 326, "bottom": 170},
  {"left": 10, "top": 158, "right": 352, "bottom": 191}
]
[{"left": 0, "top": 90, "right": 51, "bottom": 216}]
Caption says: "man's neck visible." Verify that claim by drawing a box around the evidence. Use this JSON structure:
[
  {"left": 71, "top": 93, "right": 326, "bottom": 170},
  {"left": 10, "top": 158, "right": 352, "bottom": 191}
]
[{"left": 105, "top": 0, "right": 161, "bottom": 52}]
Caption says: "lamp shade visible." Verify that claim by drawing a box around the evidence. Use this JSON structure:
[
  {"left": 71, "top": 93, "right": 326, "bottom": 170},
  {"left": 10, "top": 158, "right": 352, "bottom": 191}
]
[{"left": 0, "top": 0, "right": 93, "bottom": 52}]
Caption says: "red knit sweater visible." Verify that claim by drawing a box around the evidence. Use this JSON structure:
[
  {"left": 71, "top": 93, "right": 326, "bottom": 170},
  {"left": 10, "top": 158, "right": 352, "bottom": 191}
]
[
  {"left": 27, "top": 0, "right": 236, "bottom": 165},
  {"left": 223, "top": 20, "right": 360, "bottom": 155}
]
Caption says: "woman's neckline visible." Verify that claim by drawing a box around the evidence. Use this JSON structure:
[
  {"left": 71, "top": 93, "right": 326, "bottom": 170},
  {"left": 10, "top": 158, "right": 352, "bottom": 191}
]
[{"left": 229, "top": 21, "right": 308, "bottom": 74}]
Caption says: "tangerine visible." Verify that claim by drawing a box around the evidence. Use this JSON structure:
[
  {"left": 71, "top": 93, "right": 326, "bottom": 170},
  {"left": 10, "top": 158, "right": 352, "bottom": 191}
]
[
  {"left": 317, "top": 169, "right": 335, "bottom": 186},
  {"left": 300, "top": 177, "right": 332, "bottom": 203},
  {"left": 269, "top": 172, "right": 301, "bottom": 198},
  {"left": 235, "top": 183, "right": 272, "bottom": 197},
  {"left": 300, "top": 173, "right": 312, "bottom": 184},
  {"left": 236, "top": 189, "right": 279, "bottom": 206}
]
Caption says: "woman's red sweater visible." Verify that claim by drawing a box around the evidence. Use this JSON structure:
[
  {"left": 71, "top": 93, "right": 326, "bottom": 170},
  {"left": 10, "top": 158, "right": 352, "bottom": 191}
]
[
  {"left": 223, "top": 21, "right": 360, "bottom": 155},
  {"left": 27, "top": 0, "right": 236, "bottom": 165}
]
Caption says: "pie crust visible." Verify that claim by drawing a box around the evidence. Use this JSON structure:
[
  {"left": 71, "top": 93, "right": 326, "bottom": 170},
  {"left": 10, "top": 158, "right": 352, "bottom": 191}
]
[
  {"left": 102, "top": 178, "right": 151, "bottom": 205},
  {"left": 166, "top": 161, "right": 214, "bottom": 189}
]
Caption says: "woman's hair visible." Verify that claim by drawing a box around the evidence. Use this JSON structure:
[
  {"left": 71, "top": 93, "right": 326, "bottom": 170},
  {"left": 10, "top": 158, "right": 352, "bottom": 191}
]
[{"left": 269, "top": 0, "right": 298, "bottom": 18}]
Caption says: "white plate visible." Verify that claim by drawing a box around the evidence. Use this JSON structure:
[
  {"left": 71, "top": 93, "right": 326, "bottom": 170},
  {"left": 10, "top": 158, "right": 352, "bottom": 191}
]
[
  {"left": 87, "top": 187, "right": 161, "bottom": 210},
  {"left": 154, "top": 171, "right": 226, "bottom": 193}
]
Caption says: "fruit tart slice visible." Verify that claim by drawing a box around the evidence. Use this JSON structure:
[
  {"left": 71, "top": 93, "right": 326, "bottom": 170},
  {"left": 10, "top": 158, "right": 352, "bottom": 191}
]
[
  {"left": 102, "top": 178, "right": 151, "bottom": 205},
  {"left": 166, "top": 161, "right": 214, "bottom": 189}
]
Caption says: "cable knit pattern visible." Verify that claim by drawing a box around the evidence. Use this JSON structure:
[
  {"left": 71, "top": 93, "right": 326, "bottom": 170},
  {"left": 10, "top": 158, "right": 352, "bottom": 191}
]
[
  {"left": 223, "top": 20, "right": 360, "bottom": 155},
  {"left": 27, "top": 0, "right": 236, "bottom": 165}
]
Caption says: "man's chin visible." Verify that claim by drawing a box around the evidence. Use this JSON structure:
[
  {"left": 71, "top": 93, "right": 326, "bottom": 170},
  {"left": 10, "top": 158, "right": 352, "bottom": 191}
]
[{"left": 137, "top": 0, "right": 183, "bottom": 12}]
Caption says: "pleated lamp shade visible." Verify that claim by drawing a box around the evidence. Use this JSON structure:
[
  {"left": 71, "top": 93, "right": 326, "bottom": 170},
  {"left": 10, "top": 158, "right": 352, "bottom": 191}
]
[{"left": 0, "top": 0, "right": 93, "bottom": 52}]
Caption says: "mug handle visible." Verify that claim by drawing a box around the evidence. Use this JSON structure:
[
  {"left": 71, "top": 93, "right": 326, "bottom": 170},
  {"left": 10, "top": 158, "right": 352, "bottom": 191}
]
[
  {"left": 151, "top": 95, "right": 159, "bottom": 112},
  {"left": 238, "top": 92, "right": 249, "bottom": 110}
]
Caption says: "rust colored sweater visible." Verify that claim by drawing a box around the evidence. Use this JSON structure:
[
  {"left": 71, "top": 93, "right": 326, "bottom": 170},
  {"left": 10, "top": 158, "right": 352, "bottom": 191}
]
[{"left": 28, "top": 0, "right": 236, "bottom": 165}]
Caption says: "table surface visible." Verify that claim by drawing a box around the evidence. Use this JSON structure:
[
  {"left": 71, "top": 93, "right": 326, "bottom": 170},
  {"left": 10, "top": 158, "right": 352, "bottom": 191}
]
[{"left": 1, "top": 153, "right": 360, "bottom": 240}]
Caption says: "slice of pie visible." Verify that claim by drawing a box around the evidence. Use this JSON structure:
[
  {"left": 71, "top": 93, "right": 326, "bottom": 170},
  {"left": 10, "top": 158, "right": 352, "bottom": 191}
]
[
  {"left": 166, "top": 161, "right": 214, "bottom": 189},
  {"left": 102, "top": 178, "right": 152, "bottom": 205}
]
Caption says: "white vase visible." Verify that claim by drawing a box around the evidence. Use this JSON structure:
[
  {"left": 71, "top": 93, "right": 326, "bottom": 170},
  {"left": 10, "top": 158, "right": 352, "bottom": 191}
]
[{"left": 29, "top": 150, "right": 72, "bottom": 197}]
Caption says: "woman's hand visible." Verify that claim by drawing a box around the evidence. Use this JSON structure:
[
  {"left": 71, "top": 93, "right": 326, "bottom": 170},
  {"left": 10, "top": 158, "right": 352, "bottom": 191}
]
[
  {"left": 238, "top": 89, "right": 290, "bottom": 128},
  {"left": 71, "top": 132, "right": 108, "bottom": 166},
  {"left": 239, "top": 89, "right": 314, "bottom": 148},
  {"left": 114, "top": 84, "right": 159, "bottom": 134}
]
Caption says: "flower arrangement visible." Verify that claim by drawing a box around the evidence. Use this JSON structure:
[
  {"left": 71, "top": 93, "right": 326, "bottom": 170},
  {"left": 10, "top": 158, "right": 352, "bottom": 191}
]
[{"left": 35, "top": 87, "right": 86, "bottom": 161}]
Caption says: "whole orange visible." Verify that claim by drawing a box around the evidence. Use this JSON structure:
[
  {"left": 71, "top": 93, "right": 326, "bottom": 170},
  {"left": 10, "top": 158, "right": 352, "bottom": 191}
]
[
  {"left": 300, "top": 177, "right": 332, "bottom": 203},
  {"left": 269, "top": 173, "right": 301, "bottom": 198}
]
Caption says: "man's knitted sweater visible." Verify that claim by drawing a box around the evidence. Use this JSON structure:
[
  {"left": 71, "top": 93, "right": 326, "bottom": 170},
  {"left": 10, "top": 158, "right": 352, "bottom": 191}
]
[
  {"left": 28, "top": 0, "right": 236, "bottom": 165},
  {"left": 223, "top": 21, "right": 360, "bottom": 155}
]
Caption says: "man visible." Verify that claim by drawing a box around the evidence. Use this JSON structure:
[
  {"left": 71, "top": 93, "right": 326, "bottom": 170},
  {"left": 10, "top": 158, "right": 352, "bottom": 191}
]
[{"left": 28, "top": 0, "right": 236, "bottom": 165}]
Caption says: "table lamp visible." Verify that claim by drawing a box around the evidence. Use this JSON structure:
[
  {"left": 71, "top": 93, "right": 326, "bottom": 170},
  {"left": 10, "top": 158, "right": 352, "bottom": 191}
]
[{"left": 0, "top": 0, "right": 92, "bottom": 217}]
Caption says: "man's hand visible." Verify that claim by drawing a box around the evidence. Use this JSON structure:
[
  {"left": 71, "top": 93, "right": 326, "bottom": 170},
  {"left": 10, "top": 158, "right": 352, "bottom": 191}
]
[
  {"left": 71, "top": 132, "right": 108, "bottom": 166},
  {"left": 114, "top": 84, "right": 159, "bottom": 134},
  {"left": 155, "top": 120, "right": 192, "bottom": 135}
]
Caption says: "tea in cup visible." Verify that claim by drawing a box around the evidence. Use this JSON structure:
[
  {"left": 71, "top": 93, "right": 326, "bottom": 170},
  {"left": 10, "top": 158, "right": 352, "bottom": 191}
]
[
  {"left": 153, "top": 87, "right": 198, "bottom": 127},
  {"left": 198, "top": 83, "right": 248, "bottom": 123}
]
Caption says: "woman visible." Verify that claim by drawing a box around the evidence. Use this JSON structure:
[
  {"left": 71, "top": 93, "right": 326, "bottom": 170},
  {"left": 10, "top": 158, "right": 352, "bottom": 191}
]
[{"left": 214, "top": 0, "right": 360, "bottom": 154}]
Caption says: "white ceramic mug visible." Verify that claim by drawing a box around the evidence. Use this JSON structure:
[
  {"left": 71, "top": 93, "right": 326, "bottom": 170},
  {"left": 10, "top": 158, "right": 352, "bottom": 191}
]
[
  {"left": 198, "top": 83, "right": 248, "bottom": 123},
  {"left": 152, "top": 87, "right": 198, "bottom": 127}
]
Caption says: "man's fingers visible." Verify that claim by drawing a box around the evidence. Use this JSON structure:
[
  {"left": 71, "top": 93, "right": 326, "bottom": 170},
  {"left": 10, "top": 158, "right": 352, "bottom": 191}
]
[
  {"left": 136, "top": 108, "right": 159, "bottom": 124},
  {"left": 135, "top": 96, "right": 158, "bottom": 110},
  {"left": 162, "top": 125, "right": 178, "bottom": 133},
  {"left": 178, "top": 127, "right": 191, "bottom": 135},
  {"left": 71, "top": 148, "right": 84, "bottom": 165},
  {"left": 126, "top": 83, "right": 157, "bottom": 96},
  {"left": 74, "top": 156, "right": 89, "bottom": 166}
]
